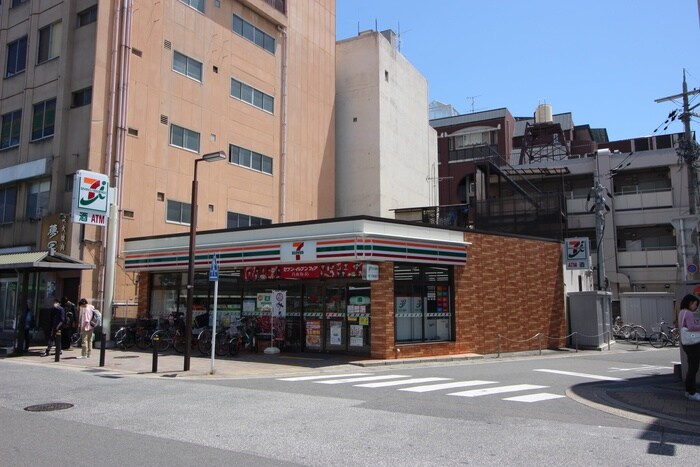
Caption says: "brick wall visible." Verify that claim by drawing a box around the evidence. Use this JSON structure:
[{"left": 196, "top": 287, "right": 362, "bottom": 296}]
[{"left": 370, "top": 232, "right": 565, "bottom": 359}]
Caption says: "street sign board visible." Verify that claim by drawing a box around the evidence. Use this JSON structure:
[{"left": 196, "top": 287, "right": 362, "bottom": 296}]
[
  {"left": 209, "top": 254, "right": 219, "bottom": 281},
  {"left": 72, "top": 170, "right": 111, "bottom": 226}
]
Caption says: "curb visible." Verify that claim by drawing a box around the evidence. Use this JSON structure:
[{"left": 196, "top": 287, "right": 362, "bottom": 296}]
[{"left": 567, "top": 381, "right": 700, "bottom": 435}]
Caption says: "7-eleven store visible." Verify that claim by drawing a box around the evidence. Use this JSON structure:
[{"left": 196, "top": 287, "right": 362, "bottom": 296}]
[{"left": 124, "top": 217, "right": 469, "bottom": 358}]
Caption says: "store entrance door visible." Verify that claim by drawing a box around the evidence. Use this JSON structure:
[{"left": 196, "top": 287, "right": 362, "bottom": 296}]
[{"left": 300, "top": 282, "right": 370, "bottom": 355}]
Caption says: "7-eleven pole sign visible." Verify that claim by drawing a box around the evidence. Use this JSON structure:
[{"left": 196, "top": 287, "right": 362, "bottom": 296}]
[{"left": 72, "top": 170, "right": 111, "bottom": 227}]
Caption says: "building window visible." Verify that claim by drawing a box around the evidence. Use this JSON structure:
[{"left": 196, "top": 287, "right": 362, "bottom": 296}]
[
  {"left": 0, "top": 186, "right": 17, "bottom": 224},
  {"left": 394, "top": 264, "right": 453, "bottom": 343},
  {"left": 232, "top": 14, "right": 275, "bottom": 54},
  {"left": 179, "top": 0, "right": 204, "bottom": 13},
  {"left": 26, "top": 180, "right": 50, "bottom": 220},
  {"left": 0, "top": 110, "right": 22, "bottom": 149},
  {"left": 230, "top": 78, "right": 274, "bottom": 114},
  {"left": 169, "top": 124, "right": 200, "bottom": 152},
  {"left": 37, "top": 22, "right": 62, "bottom": 64},
  {"left": 229, "top": 144, "right": 273, "bottom": 175},
  {"left": 166, "top": 199, "right": 191, "bottom": 225},
  {"left": 77, "top": 5, "right": 98, "bottom": 27},
  {"left": 173, "top": 51, "right": 202, "bottom": 82},
  {"left": 5, "top": 36, "right": 28, "bottom": 77},
  {"left": 227, "top": 211, "right": 271, "bottom": 228},
  {"left": 71, "top": 87, "right": 92, "bottom": 108},
  {"left": 31, "top": 98, "right": 56, "bottom": 141},
  {"left": 451, "top": 131, "right": 491, "bottom": 149},
  {"left": 11, "top": 0, "right": 28, "bottom": 7}
]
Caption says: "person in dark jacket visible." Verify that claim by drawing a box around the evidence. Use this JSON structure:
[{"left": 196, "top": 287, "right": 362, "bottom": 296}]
[
  {"left": 41, "top": 299, "right": 65, "bottom": 357},
  {"left": 22, "top": 302, "right": 34, "bottom": 352},
  {"left": 60, "top": 297, "right": 77, "bottom": 350}
]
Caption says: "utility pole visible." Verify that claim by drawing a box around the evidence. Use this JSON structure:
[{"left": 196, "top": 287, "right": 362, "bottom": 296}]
[
  {"left": 655, "top": 69, "right": 700, "bottom": 213},
  {"left": 591, "top": 150, "right": 611, "bottom": 290},
  {"left": 656, "top": 70, "right": 700, "bottom": 290}
]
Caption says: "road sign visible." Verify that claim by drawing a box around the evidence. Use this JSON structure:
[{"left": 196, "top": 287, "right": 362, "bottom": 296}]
[
  {"left": 209, "top": 254, "right": 219, "bottom": 281},
  {"left": 689, "top": 264, "right": 698, "bottom": 274}
]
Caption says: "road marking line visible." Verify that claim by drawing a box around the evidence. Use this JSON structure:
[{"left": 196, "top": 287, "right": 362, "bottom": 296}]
[
  {"left": 316, "top": 375, "right": 410, "bottom": 384},
  {"left": 503, "top": 393, "right": 566, "bottom": 403},
  {"left": 278, "top": 373, "right": 370, "bottom": 381},
  {"left": 398, "top": 380, "right": 496, "bottom": 393},
  {"left": 448, "top": 384, "right": 547, "bottom": 397},
  {"left": 534, "top": 369, "right": 624, "bottom": 381},
  {"left": 354, "top": 377, "right": 451, "bottom": 388},
  {"left": 608, "top": 366, "right": 672, "bottom": 372}
]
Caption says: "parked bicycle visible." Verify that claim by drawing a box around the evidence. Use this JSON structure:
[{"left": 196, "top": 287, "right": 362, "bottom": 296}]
[
  {"left": 612, "top": 316, "right": 646, "bottom": 341},
  {"left": 114, "top": 324, "right": 137, "bottom": 350},
  {"left": 649, "top": 319, "right": 679, "bottom": 348}
]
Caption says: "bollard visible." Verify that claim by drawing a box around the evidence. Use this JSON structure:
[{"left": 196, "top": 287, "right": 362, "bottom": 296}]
[
  {"left": 497, "top": 335, "right": 501, "bottom": 358},
  {"left": 54, "top": 330, "right": 61, "bottom": 362},
  {"left": 575, "top": 333, "right": 579, "bottom": 353},
  {"left": 538, "top": 333, "right": 542, "bottom": 356},
  {"left": 152, "top": 337, "right": 159, "bottom": 373},
  {"left": 99, "top": 332, "right": 106, "bottom": 367}
]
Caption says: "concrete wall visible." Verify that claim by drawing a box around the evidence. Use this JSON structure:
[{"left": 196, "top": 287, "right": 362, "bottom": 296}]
[{"left": 335, "top": 30, "right": 434, "bottom": 218}]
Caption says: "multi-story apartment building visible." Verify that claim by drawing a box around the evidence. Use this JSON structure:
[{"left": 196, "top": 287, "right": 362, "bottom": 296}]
[
  {"left": 425, "top": 105, "right": 695, "bottom": 311},
  {"left": 0, "top": 0, "right": 335, "bottom": 345}
]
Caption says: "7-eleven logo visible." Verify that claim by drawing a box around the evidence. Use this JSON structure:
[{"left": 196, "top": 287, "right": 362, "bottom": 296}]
[
  {"left": 292, "top": 242, "right": 304, "bottom": 260},
  {"left": 282, "top": 241, "right": 316, "bottom": 262}
]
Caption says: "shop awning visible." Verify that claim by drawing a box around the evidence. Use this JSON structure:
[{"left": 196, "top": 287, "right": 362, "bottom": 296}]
[
  {"left": 124, "top": 216, "right": 470, "bottom": 272},
  {"left": 0, "top": 251, "right": 95, "bottom": 271}
]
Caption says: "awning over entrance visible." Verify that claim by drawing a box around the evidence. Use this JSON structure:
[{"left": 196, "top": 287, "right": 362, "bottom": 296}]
[
  {"left": 124, "top": 216, "right": 470, "bottom": 272},
  {"left": 0, "top": 251, "right": 95, "bottom": 271}
]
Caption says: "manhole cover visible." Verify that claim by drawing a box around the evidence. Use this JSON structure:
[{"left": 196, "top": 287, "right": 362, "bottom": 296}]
[{"left": 24, "top": 402, "right": 74, "bottom": 412}]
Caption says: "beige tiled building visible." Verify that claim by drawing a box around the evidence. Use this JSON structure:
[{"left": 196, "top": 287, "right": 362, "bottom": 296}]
[{"left": 0, "top": 0, "right": 335, "bottom": 339}]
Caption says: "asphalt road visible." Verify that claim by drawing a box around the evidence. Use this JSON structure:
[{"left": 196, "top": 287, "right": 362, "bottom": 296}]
[{"left": 1, "top": 346, "right": 699, "bottom": 466}]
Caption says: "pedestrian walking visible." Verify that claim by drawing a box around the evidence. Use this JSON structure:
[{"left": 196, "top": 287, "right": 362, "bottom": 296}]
[
  {"left": 22, "top": 301, "right": 34, "bottom": 352},
  {"left": 679, "top": 293, "right": 700, "bottom": 401},
  {"left": 60, "top": 297, "right": 77, "bottom": 350},
  {"left": 41, "top": 299, "right": 65, "bottom": 357},
  {"left": 77, "top": 298, "right": 96, "bottom": 359}
]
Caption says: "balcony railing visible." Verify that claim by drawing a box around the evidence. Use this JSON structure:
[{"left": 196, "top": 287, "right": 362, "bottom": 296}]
[
  {"left": 448, "top": 145, "right": 500, "bottom": 162},
  {"left": 565, "top": 188, "right": 672, "bottom": 214},
  {"left": 617, "top": 248, "right": 677, "bottom": 268}
]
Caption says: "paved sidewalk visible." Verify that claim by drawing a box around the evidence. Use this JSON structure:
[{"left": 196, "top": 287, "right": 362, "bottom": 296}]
[{"left": 7, "top": 344, "right": 700, "bottom": 434}]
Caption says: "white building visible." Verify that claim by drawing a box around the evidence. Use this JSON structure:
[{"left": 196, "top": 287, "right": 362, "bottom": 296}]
[{"left": 335, "top": 30, "right": 436, "bottom": 218}]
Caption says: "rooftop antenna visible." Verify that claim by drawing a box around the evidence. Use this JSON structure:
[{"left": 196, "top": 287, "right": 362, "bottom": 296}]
[
  {"left": 397, "top": 22, "right": 412, "bottom": 53},
  {"left": 466, "top": 95, "right": 482, "bottom": 113}
]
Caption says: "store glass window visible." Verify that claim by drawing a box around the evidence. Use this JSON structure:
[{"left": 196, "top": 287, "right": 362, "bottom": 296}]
[{"left": 394, "top": 264, "right": 453, "bottom": 343}]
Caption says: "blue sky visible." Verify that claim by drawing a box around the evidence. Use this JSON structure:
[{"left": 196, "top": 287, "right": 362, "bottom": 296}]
[{"left": 336, "top": 1, "right": 700, "bottom": 141}]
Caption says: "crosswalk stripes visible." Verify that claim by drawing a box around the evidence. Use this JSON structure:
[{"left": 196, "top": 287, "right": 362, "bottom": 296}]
[
  {"left": 533, "top": 369, "right": 624, "bottom": 381},
  {"left": 278, "top": 373, "right": 371, "bottom": 382},
  {"left": 315, "top": 375, "right": 410, "bottom": 385},
  {"left": 504, "top": 393, "right": 566, "bottom": 403},
  {"left": 355, "top": 377, "right": 451, "bottom": 388},
  {"left": 447, "top": 384, "right": 547, "bottom": 398},
  {"left": 276, "top": 367, "right": 630, "bottom": 403},
  {"left": 398, "top": 380, "right": 496, "bottom": 393}
]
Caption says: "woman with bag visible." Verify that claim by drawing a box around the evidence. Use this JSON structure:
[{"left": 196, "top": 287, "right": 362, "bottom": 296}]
[{"left": 679, "top": 294, "right": 700, "bottom": 401}]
